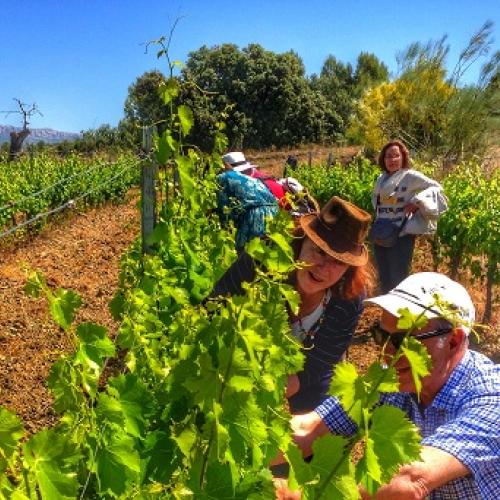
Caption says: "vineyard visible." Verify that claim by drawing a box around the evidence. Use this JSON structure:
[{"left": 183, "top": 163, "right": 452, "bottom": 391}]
[
  {"left": 0, "top": 153, "right": 139, "bottom": 240},
  {"left": 0, "top": 81, "right": 498, "bottom": 498}
]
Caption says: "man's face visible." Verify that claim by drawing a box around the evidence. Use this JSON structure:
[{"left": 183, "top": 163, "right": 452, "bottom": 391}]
[{"left": 380, "top": 311, "right": 456, "bottom": 398}]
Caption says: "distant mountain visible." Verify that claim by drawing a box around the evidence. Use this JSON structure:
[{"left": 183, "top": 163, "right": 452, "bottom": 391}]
[{"left": 0, "top": 125, "right": 81, "bottom": 145}]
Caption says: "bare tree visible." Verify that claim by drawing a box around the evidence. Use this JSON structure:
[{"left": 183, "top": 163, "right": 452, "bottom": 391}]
[{"left": 1, "top": 98, "right": 43, "bottom": 161}]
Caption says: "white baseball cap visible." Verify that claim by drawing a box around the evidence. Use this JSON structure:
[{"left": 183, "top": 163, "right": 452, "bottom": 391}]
[
  {"left": 365, "top": 272, "right": 475, "bottom": 332},
  {"left": 221, "top": 151, "right": 255, "bottom": 172}
]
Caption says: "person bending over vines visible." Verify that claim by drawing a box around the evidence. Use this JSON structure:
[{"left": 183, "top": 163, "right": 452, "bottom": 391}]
[{"left": 212, "top": 196, "right": 375, "bottom": 413}]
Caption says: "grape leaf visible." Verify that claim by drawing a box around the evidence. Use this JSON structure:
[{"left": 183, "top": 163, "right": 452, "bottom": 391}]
[
  {"left": 401, "top": 336, "right": 432, "bottom": 398},
  {"left": 95, "top": 434, "right": 141, "bottom": 497},
  {"left": 287, "top": 434, "right": 358, "bottom": 499},
  {"left": 47, "top": 357, "right": 85, "bottom": 413},
  {"left": 159, "top": 78, "right": 179, "bottom": 105},
  {"left": 97, "top": 374, "right": 152, "bottom": 438},
  {"left": 178, "top": 105, "right": 194, "bottom": 136},
  {"left": 397, "top": 308, "right": 428, "bottom": 331},
  {"left": 23, "top": 429, "right": 81, "bottom": 500},
  {"left": 357, "top": 405, "right": 421, "bottom": 495},
  {"left": 142, "top": 431, "right": 180, "bottom": 484},
  {"left": 49, "top": 288, "right": 82, "bottom": 330},
  {"left": 328, "top": 361, "right": 364, "bottom": 425},
  {"left": 176, "top": 156, "right": 196, "bottom": 199},
  {"left": 0, "top": 407, "right": 24, "bottom": 473}
]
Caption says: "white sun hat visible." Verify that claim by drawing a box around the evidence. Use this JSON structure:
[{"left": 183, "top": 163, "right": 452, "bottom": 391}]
[
  {"left": 365, "top": 272, "right": 475, "bottom": 332},
  {"left": 278, "top": 177, "right": 304, "bottom": 194},
  {"left": 221, "top": 151, "right": 255, "bottom": 172}
]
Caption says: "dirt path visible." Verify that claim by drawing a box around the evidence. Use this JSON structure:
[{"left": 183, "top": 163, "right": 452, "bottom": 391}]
[{"left": 0, "top": 191, "right": 140, "bottom": 432}]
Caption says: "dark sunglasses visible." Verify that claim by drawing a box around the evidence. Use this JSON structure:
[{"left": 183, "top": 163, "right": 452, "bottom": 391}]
[{"left": 370, "top": 322, "right": 453, "bottom": 350}]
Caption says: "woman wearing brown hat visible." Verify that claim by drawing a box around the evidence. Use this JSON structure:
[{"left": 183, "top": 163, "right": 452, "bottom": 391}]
[{"left": 212, "top": 196, "right": 375, "bottom": 413}]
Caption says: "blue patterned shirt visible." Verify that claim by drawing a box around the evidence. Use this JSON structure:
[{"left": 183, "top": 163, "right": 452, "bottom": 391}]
[
  {"left": 217, "top": 170, "right": 278, "bottom": 249},
  {"left": 316, "top": 350, "right": 500, "bottom": 499}
]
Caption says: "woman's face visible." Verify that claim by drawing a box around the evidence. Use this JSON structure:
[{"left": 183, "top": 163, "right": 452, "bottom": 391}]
[
  {"left": 296, "top": 237, "right": 349, "bottom": 295},
  {"left": 384, "top": 145, "right": 403, "bottom": 174}
]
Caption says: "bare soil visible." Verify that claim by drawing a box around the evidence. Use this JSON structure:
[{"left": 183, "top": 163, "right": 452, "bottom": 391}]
[
  {"left": 0, "top": 191, "right": 139, "bottom": 432},
  {"left": 0, "top": 184, "right": 497, "bottom": 434}
]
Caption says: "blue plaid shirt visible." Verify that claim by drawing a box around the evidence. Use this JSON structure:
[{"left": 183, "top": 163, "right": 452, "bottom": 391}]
[{"left": 316, "top": 350, "right": 500, "bottom": 499}]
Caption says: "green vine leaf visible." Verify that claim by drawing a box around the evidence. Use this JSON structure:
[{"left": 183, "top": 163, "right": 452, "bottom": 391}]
[
  {"left": 97, "top": 374, "right": 153, "bottom": 438},
  {"left": 357, "top": 405, "right": 421, "bottom": 495},
  {"left": 0, "top": 407, "right": 24, "bottom": 474},
  {"left": 47, "top": 357, "right": 86, "bottom": 413},
  {"left": 178, "top": 104, "right": 194, "bottom": 136},
  {"left": 401, "top": 336, "right": 432, "bottom": 398},
  {"left": 159, "top": 78, "right": 179, "bottom": 105},
  {"left": 23, "top": 428, "right": 81, "bottom": 500},
  {"left": 49, "top": 288, "right": 82, "bottom": 331},
  {"left": 95, "top": 434, "right": 141, "bottom": 497},
  {"left": 328, "top": 362, "right": 364, "bottom": 425}
]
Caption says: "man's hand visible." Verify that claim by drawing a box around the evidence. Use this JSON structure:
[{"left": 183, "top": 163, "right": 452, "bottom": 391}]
[
  {"left": 360, "top": 445, "right": 470, "bottom": 499},
  {"left": 274, "top": 478, "right": 301, "bottom": 500},
  {"left": 290, "top": 411, "right": 329, "bottom": 457}
]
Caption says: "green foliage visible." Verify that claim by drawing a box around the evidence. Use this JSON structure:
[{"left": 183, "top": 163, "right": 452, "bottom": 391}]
[
  {"left": 0, "top": 153, "right": 139, "bottom": 238},
  {"left": 182, "top": 43, "right": 343, "bottom": 149},
  {"left": 349, "top": 22, "right": 499, "bottom": 159},
  {"left": 5, "top": 55, "right": 496, "bottom": 500},
  {"left": 25, "top": 270, "right": 82, "bottom": 331},
  {"left": 286, "top": 156, "right": 379, "bottom": 213},
  {"left": 0, "top": 408, "right": 24, "bottom": 475},
  {"left": 22, "top": 429, "right": 81, "bottom": 499}
]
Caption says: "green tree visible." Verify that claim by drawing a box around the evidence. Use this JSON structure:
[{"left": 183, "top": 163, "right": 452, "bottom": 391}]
[
  {"left": 124, "top": 70, "right": 170, "bottom": 127},
  {"left": 181, "top": 43, "right": 342, "bottom": 149},
  {"left": 311, "top": 55, "right": 354, "bottom": 134},
  {"left": 353, "top": 52, "right": 389, "bottom": 96},
  {"left": 349, "top": 21, "right": 499, "bottom": 160}
]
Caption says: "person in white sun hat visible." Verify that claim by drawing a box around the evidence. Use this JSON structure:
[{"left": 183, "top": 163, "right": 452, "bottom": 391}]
[
  {"left": 222, "top": 151, "right": 287, "bottom": 199},
  {"left": 275, "top": 272, "right": 499, "bottom": 500}
]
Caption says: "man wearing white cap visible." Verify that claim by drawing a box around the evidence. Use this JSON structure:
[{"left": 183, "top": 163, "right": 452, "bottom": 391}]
[{"left": 280, "top": 272, "right": 499, "bottom": 499}]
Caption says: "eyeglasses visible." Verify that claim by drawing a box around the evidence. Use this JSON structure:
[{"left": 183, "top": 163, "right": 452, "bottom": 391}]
[{"left": 370, "top": 322, "right": 453, "bottom": 350}]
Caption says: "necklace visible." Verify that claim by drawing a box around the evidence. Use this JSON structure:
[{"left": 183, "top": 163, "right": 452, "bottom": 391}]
[{"left": 293, "top": 290, "right": 331, "bottom": 342}]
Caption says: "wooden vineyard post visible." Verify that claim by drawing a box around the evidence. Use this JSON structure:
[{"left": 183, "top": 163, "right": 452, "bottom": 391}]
[
  {"left": 327, "top": 151, "right": 333, "bottom": 167},
  {"left": 308, "top": 151, "right": 313, "bottom": 167},
  {"left": 141, "top": 126, "right": 157, "bottom": 255}
]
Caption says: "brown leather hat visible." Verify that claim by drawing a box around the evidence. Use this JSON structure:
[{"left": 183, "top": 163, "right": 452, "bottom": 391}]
[{"left": 299, "top": 196, "right": 371, "bottom": 266}]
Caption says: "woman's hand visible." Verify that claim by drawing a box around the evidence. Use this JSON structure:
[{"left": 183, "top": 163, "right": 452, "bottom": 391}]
[
  {"left": 404, "top": 202, "right": 419, "bottom": 215},
  {"left": 286, "top": 375, "right": 300, "bottom": 398}
]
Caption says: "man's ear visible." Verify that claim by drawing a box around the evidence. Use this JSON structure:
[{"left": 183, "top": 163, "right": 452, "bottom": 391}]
[{"left": 449, "top": 327, "right": 467, "bottom": 349}]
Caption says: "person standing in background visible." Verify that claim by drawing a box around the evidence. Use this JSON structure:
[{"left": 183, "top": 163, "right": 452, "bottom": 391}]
[{"left": 370, "top": 140, "right": 447, "bottom": 293}]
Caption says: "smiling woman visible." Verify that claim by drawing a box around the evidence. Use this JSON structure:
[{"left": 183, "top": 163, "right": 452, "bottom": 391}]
[{"left": 212, "top": 196, "right": 376, "bottom": 413}]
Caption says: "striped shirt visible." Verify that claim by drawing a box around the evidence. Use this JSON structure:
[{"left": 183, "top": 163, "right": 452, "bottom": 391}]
[
  {"left": 211, "top": 251, "right": 363, "bottom": 413},
  {"left": 316, "top": 350, "right": 500, "bottom": 499}
]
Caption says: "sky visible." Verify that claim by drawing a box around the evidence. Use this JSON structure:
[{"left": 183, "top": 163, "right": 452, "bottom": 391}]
[{"left": 1, "top": 0, "right": 499, "bottom": 133}]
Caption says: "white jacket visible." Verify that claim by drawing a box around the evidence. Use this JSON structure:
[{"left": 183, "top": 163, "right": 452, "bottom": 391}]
[{"left": 372, "top": 169, "right": 448, "bottom": 236}]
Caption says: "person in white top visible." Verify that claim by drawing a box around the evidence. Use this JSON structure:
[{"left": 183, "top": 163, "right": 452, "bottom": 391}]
[{"left": 370, "top": 140, "right": 447, "bottom": 293}]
